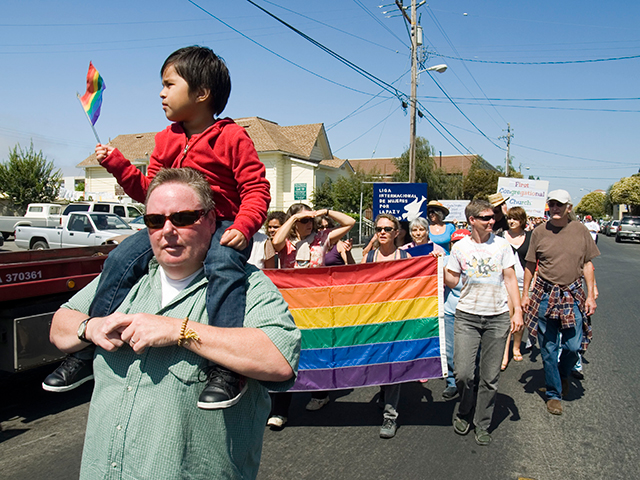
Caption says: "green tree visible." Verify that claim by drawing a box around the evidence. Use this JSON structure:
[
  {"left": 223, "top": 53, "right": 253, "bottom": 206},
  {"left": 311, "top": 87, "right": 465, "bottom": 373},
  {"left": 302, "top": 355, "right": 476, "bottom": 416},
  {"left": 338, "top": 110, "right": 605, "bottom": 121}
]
[
  {"left": 0, "top": 142, "right": 62, "bottom": 213},
  {"left": 310, "top": 170, "right": 376, "bottom": 214},
  {"left": 575, "top": 191, "right": 606, "bottom": 219},
  {"left": 391, "top": 137, "right": 462, "bottom": 199},
  {"left": 332, "top": 170, "right": 375, "bottom": 214},
  {"left": 610, "top": 174, "right": 640, "bottom": 215},
  {"left": 462, "top": 156, "right": 501, "bottom": 200},
  {"left": 310, "top": 178, "right": 333, "bottom": 210}
]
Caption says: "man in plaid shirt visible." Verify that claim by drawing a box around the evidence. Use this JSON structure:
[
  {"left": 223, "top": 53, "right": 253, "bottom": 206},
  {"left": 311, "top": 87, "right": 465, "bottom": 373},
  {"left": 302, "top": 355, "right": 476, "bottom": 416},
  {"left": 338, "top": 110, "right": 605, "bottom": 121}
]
[{"left": 522, "top": 189, "right": 599, "bottom": 416}]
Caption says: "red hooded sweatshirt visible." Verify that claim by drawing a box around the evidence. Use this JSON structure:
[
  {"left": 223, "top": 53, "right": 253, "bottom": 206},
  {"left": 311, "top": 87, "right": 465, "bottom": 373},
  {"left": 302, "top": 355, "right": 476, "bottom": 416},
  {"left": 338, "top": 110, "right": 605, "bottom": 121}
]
[{"left": 101, "top": 118, "right": 270, "bottom": 240}]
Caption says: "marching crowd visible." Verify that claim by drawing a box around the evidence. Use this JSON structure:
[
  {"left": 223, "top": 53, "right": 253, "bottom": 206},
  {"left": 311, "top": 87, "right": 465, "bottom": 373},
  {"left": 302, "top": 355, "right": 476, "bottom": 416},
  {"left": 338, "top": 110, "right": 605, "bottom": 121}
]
[
  {"left": 246, "top": 189, "right": 598, "bottom": 447},
  {"left": 42, "top": 45, "right": 600, "bottom": 478}
]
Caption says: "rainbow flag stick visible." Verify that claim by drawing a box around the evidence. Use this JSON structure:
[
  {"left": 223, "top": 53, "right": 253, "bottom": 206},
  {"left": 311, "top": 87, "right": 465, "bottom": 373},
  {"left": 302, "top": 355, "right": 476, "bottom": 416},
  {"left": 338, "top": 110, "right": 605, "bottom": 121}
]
[{"left": 76, "top": 93, "right": 101, "bottom": 144}]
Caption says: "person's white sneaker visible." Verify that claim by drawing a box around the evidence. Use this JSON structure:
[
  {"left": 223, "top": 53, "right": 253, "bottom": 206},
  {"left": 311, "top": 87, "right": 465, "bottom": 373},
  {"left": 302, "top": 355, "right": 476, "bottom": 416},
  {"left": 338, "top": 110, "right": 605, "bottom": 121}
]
[
  {"left": 267, "top": 415, "right": 287, "bottom": 428},
  {"left": 305, "top": 396, "right": 330, "bottom": 411}
]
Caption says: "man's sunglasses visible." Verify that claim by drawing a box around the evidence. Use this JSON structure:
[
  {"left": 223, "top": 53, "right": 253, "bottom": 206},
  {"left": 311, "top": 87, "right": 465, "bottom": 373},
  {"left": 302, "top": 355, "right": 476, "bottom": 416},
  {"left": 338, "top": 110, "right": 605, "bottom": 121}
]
[
  {"left": 474, "top": 214, "right": 495, "bottom": 221},
  {"left": 143, "top": 210, "right": 207, "bottom": 229},
  {"left": 375, "top": 226, "right": 396, "bottom": 233},
  {"left": 297, "top": 217, "right": 313, "bottom": 224},
  {"left": 547, "top": 201, "right": 566, "bottom": 208}
]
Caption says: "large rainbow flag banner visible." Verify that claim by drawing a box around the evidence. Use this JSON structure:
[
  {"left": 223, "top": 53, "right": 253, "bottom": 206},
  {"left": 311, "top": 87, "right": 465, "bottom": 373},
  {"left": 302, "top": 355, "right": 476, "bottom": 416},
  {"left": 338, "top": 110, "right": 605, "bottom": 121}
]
[
  {"left": 79, "top": 62, "right": 106, "bottom": 125},
  {"left": 264, "top": 255, "right": 446, "bottom": 391}
]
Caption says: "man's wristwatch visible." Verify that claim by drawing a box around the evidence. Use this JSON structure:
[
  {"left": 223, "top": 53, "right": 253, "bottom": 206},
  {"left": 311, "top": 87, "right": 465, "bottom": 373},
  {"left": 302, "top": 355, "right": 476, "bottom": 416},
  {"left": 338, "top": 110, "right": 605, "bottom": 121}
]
[{"left": 77, "top": 317, "right": 94, "bottom": 343}]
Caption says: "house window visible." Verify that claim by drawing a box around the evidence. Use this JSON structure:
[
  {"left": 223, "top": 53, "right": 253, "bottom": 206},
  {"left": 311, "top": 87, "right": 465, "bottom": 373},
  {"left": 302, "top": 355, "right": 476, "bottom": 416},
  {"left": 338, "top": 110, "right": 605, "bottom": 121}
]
[{"left": 136, "top": 164, "right": 147, "bottom": 175}]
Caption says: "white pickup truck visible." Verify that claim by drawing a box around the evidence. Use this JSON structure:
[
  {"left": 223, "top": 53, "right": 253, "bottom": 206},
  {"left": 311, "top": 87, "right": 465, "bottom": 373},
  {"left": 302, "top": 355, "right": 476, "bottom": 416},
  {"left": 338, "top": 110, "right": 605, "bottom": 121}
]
[
  {"left": 0, "top": 203, "right": 63, "bottom": 240},
  {"left": 14, "top": 211, "right": 137, "bottom": 250}
]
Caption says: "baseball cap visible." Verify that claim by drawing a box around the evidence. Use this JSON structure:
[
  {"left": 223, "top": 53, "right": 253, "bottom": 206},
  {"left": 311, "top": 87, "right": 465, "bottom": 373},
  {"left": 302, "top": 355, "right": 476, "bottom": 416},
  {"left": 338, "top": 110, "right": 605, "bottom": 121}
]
[
  {"left": 451, "top": 229, "right": 471, "bottom": 242},
  {"left": 547, "top": 189, "right": 571, "bottom": 204}
]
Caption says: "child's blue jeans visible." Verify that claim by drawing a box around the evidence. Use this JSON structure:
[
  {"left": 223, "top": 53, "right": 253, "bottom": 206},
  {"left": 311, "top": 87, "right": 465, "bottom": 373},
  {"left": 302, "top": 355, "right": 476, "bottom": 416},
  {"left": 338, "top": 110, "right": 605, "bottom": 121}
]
[{"left": 88, "top": 220, "right": 249, "bottom": 330}]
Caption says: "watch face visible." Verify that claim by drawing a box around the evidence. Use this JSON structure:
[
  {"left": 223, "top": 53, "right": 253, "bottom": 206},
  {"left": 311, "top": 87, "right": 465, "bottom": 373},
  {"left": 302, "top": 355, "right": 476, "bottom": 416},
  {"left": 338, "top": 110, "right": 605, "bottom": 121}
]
[{"left": 77, "top": 319, "right": 88, "bottom": 341}]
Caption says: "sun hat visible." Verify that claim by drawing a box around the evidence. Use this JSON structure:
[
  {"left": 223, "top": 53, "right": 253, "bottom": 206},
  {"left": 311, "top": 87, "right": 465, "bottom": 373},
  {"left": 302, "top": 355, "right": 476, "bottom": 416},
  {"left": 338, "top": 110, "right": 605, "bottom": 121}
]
[
  {"left": 426, "top": 200, "right": 450, "bottom": 217},
  {"left": 451, "top": 229, "right": 471, "bottom": 242},
  {"left": 547, "top": 189, "right": 572, "bottom": 204},
  {"left": 488, "top": 192, "right": 509, "bottom": 207}
]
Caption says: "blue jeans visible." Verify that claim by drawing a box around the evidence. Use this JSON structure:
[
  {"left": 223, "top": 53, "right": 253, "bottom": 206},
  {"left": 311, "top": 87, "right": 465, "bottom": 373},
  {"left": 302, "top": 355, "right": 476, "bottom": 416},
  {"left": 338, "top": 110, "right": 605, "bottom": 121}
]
[
  {"left": 536, "top": 293, "right": 584, "bottom": 401},
  {"left": 454, "top": 309, "right": 510, "bottom": 431},
  {"left": 89, "top": 220, "right": 249, "bottom": 330},
  {"left": 444, "top": 312, "right": 456, "bottom": 388}
]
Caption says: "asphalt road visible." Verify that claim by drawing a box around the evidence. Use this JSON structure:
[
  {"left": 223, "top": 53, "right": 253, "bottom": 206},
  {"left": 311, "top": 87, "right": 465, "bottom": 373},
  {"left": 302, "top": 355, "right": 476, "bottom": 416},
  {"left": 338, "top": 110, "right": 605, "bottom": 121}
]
[{"left": 1, "top": 234, "right": 639, "bottom": 479}]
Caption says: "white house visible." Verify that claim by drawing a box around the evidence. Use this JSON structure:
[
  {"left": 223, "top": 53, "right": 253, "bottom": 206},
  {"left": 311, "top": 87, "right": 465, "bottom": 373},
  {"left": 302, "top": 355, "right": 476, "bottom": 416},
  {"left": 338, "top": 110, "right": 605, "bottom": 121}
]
[{"left": 76, "top": 117, "right": 354, "bottom": 211}]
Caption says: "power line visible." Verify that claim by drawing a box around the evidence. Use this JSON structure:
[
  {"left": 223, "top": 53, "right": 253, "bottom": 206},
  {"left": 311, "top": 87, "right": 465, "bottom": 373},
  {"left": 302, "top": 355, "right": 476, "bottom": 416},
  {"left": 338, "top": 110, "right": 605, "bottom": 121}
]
[
  {"left": 261, "top": 0, "right": 402, "bottom": 53},
  {"left": 424, "top": 6, "right": 506, "bottom": 127},
  {"left": 186, "top": 0, "right": 379, "bottom": 97},
  {"left": 333, "top": 106, "right": 401, "bottom": 154},
  {"left": 417, "top": 98, "right": 640, "bottom": 113},
  {"left": 432, "top": 52, "right": 640, "bottom": 65},
  {"left": 513, "top": 143, "right": 635, "bottom": 166},
  {"left": 420, "top": 95, "right": 640, "bottom": 102},
  {"left": 423, "top": 70, "right": 503, "bottom": 150},
  {"left": 351, "top": 0, "right": 408, "bottom": 48},
  {"left": 244, "top": 0, "right": 406, "bottom": 100}
]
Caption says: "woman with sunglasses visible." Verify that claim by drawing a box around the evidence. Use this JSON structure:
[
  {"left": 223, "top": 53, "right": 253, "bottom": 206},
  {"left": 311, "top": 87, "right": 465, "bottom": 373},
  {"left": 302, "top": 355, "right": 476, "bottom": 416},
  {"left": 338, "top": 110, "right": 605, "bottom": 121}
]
[
  {"left": 427, "top": 201, "right": 456, "bottom": 255},
  {"left": 272, "top": 204, "right": 355, "bottom": 269},
  {"left": 268, "top": 204, "right": 355, "bottom": 424},
  {"left": 360, "top": 214, "right": 411, "bottom": 438}
]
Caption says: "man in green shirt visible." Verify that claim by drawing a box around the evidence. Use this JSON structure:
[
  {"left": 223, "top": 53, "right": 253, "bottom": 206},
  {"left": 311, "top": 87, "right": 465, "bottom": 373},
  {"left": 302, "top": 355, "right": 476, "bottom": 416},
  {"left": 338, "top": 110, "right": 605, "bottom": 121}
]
[{"left": 50, "top": 168, "right": 300, "bottom": 480}]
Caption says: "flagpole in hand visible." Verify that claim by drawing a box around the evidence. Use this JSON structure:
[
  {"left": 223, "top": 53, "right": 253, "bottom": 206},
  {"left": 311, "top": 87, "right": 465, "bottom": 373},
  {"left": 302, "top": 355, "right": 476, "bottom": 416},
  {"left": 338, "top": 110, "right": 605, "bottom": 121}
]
[
  {"left": 78, "top": 61, "right": 106, "bottom": 145},
  {"left": 77, "top": 92, "right": 101, "bottom": 144}
]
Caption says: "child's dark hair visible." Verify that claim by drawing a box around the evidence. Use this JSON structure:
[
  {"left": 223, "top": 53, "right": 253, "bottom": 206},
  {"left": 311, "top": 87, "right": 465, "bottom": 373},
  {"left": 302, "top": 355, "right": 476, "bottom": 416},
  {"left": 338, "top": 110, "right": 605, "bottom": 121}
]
[{"left": 161, "top": 46, "right": 231, "bottom": 116}]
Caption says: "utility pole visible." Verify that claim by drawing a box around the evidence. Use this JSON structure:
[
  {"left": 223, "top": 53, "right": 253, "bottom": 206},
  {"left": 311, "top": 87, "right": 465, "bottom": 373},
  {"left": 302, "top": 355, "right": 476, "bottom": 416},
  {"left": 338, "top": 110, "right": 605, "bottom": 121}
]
[
  {"left": 389, "top": 0, "right": 442, "bottom": 183},
  {"left": 408, "top": 0, "right": 418, "bottom": 183},
  {"left": 499, "top": 123, "right": 513, "bottom": 176}
]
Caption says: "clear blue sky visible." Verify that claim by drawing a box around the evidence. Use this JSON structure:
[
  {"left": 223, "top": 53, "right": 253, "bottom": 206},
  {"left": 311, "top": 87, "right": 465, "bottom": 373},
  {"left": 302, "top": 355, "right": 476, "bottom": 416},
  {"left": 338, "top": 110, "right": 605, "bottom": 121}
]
[{"left": 2, "top": 0, "right": 639, "bottom": 203}]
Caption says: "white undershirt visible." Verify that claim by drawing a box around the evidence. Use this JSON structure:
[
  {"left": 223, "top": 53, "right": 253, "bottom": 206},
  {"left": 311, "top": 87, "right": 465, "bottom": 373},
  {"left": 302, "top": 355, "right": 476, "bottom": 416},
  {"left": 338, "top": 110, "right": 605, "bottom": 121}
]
[{"left": 159, "top": 266, "right": 203, "bottom": 307}]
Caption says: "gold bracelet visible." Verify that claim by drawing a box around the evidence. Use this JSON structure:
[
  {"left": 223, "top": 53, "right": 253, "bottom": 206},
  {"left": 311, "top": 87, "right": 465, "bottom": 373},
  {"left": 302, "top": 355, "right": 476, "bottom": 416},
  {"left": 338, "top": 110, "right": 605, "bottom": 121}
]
[{"left": 177, "top": 317, "right": 201, "bottom": 347}]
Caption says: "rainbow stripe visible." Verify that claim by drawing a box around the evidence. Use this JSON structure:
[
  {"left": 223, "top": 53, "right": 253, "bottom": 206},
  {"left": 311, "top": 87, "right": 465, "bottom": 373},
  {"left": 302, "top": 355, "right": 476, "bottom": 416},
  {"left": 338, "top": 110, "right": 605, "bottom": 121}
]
[
  {"left": 264, "top": 256, "right": 446, "bottom": 391},
  {"left": 80, "top": 62, "right": 106, "bottom": 125}
]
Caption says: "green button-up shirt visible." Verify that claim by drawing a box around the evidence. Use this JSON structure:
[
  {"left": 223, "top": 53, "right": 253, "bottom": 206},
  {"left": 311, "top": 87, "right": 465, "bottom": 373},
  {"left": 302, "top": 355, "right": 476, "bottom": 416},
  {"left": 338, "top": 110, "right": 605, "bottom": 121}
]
[{"left": 64, "top": 260, "right": 300, "bottom": 480}]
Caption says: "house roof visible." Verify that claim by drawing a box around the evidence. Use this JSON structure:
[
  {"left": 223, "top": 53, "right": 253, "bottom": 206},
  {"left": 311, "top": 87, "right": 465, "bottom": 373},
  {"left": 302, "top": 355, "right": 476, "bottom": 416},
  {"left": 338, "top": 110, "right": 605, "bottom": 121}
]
[
  {"left": 348, "top": 158, "right": 398, "bottom": 178},
  {"left": 235, "top": 117, "right": 325, "bottom": 160},
  {"left": 77, "top": 117, "right": 328, "bottom": 168},
  {"left": 348, "top": 154, "right": 496, "bottom": 178},
  {"left": 319, "top": 157, "right": 354, "bottom": 172},
  {"left": 77, "top": 132, "right": 156, "bottom": 167}
]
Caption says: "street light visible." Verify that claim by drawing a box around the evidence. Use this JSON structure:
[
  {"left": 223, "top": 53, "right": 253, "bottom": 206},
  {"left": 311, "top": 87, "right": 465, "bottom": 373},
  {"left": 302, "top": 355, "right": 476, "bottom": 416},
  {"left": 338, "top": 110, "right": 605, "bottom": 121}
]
[{"left": 418, "top": 64, "right": 448, "bottom": 74}]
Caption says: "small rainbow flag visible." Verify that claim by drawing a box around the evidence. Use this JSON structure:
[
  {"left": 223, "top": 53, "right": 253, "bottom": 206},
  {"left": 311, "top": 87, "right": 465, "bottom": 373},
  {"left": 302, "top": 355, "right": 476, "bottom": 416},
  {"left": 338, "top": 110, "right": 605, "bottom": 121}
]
[
  {"left": 264, "top": 256, "right": 446, "bottom": 391},
  {"left": 79, "top": 62, "right": 106, "bottom": 125}
]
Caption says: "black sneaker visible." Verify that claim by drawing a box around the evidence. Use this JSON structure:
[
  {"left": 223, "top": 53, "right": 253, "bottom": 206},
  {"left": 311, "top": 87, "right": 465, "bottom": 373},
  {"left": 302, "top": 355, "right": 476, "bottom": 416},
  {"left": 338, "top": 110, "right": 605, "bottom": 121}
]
[
  {"left": 197, "top": 366, "right": 247, "bottom": 410},
  {"left": 442, "top": 385, "right": 458, "bottom": 399},
  {"left": 42, "top": 356, "right": 94, "bottom": 392}
]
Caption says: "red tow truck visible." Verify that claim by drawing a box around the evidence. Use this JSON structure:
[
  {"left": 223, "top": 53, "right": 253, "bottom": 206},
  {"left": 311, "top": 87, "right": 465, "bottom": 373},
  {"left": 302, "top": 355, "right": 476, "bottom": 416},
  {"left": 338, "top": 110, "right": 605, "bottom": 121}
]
[{"left": 0, "top": 245, "right": 115, "bottom": 377}]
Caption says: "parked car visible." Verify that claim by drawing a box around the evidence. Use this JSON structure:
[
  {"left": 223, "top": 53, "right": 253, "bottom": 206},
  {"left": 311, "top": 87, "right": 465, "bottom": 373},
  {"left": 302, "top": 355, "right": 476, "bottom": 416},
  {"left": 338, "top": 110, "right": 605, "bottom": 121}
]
[
  {"left": 62, "top": 201, "right": 144, "bottom": 221},
  {"left": 128, "top": 215, "right": 147, "bottom": 231},
  {"left": 615, "top": 216, "right": 640, "bottom": 243},
  {"left": 0, "top": 203, "right": 63, "bottom": 240},
  {"left": 606, "top": 220, "right": 620, "bottom": 236},
  {"left": 15, "top": 212, "right": 136, "bottom": 250},
  {"left": 600, "top": 220, "right": 610, "bottom": 234}
]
